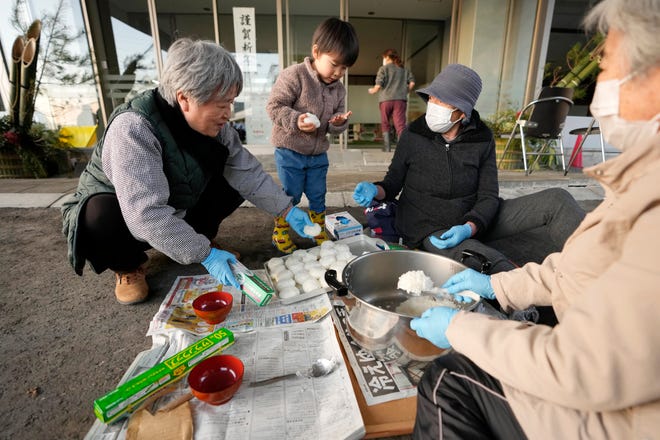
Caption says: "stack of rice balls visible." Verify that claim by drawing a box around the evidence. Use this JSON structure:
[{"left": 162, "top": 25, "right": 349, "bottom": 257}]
[{"left": 266, "top": 241, "right": 357, "bottom": 300}]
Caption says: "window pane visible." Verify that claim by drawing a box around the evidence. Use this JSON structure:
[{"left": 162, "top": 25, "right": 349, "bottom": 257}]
[
  {"left": 217, "top": 1, "right": 280, "bottom": 145},
  {"left": 0, "top": 0, "right": 98, "bottom": 128}
]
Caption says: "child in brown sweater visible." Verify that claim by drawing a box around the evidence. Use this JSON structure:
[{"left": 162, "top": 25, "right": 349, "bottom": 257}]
[{"left": 266, "top": 17, "right": 359, "bottom": 253}]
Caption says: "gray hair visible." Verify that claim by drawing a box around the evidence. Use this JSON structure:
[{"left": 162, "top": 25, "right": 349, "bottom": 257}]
[
  {"left": 158, "top": 38, "right": 243, "bottom": 105},
  {"left": 584, "top": 0, "right": 660, "bottom": 75}
]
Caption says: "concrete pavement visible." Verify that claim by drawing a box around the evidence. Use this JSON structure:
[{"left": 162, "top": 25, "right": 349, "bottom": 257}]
[{"left": 0, "top": 148, "right": 605, "bottom": 209}]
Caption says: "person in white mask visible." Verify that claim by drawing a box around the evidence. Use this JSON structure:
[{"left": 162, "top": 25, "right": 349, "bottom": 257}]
[
  {"left": 353, "top": 64, "right": 585, "bottom": 274},
  {"left": 408, "top": 0, "right": 660, "bottom": 438}
]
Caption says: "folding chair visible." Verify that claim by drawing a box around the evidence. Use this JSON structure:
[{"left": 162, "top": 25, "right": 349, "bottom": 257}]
[
  {"left": 498, "top": 87, "right": 574, "bottom": 175},
  {"left": 564, "top": 118, "right": 605, "bottom": 175}
]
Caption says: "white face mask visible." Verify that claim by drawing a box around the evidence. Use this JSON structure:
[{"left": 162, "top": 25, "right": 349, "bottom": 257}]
[
  {"left": 590, "top": 75, "right": 660, "bottom": 151},
  {"left": 382, "top": 58, "right": 387, "bottom": 66},
  {"left": 425, "top": 102, "right": 460, "bottom": 133}
]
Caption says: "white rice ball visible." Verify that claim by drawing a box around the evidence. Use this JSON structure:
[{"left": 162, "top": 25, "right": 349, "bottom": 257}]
[
  {"left": 319, "top": 256, "right": 336, "bottom": 269},
  {"left": 320, "top": 248, "right": 337, "bottom": 258},
  {"left": 308, "top": 266, "right": 326, "bottom": 279},
  {"left": 266, "top": 257, "right": 285, "bottom": 271},
  {"left": 318, "top": 276, "right": 329, "bottom": 288},
  {"left": 288, "top": 262, "right": 305, "bottom": 274},
  {"left": 307, "top": 247, "right": 321, "bottom": 258},
  {"left": 397, "top": 270, "right": 434, "bottom": 295},
  {"left": 295, "top": 271, "right": 312, "bottom": 285},
  {"left": 269, "top": 264, "right": 287, "bottom": 278},
  {"left": 334, "top": 244, "right": 350, "bottom": 254},
  {"left": 303, "top": 223, "right": 322, "bottom": 237},
  {"left": 304, "top": 261, "right": 322, "bottom": 270},
  {"left": 301, "top": 253, "right": 317, "bottom": 263},
  {"left": 279, "top": 286, "right": 300, "bottom": 299},
  {"left": 320, "top": 240, "right": 335, "bottom": 249},
  {"left": 284, "top": 256, "right": 301, "bottom": 267},
  {"left": 273, "top": 269, "right": 293, "bottom": 282},
  {"left": 302, "top": 278, "right": 321, "bottom": 293},
  {"left": 292, "top": 249, "right": 308, "bottom": 258},
  {"left": 276, "top": 278, "right": 296, "bottom": 289}
]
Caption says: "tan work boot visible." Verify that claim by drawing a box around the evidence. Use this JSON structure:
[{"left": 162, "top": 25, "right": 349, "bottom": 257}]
[
  {"left": 114, "top": 265, "right": 149, "bottom": 305},
  {"left": 272, "top": 216, "right": 297, "bottom": 254},
  {"left": 309, "top": 210, "right": 329, "bottom": 245}
]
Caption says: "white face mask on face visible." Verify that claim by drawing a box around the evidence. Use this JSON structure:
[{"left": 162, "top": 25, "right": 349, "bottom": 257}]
[
  {"left": 382, "top": 58, "right": 387, "bottom": 66},
  {"left": 425, "top": 102, "right": 460, "bottom": 133},
  {"left": 590, "top": 74, "right": 660, "bottom": 151}
]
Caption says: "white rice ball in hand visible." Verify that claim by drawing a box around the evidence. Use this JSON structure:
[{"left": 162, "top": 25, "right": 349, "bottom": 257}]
[
  {"left": 303, "top": 112, "right": 321, "bottom": 128},
  {"left": 303, "top": 223, "right": 322, "bottom": 238}
]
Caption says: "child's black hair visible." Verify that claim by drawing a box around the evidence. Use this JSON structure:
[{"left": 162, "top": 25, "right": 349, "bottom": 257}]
[{"left": 312, "top": 17, "right": 359, "bottom": 66}]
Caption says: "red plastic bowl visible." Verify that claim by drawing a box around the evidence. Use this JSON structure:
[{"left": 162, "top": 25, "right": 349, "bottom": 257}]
[
  {"left": 188, "top": 355, "right": 244, "bottom": 405},
  {"left": 192, "top": 291, "right": 233, "bottom": 325}
]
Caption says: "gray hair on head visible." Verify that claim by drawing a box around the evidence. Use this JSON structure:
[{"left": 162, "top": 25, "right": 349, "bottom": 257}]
[
  {"left": 584, "top": 0, "right": 660, "bottom": 75},
  {"left": 159, "top": 38, "right": 243, "bottom": 105}
]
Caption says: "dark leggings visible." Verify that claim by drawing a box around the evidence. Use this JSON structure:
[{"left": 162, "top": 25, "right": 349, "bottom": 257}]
[
  {"left": 80, "top": 175, "right": 244, "bottom": 273},
  {"left": 414, "top": 353, "right": 528, "bottom": 440}
]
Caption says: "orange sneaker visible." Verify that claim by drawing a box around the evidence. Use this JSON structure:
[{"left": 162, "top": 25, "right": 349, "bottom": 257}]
[{"left": 114, "top": 265, "right": 149, "bottom": 305}]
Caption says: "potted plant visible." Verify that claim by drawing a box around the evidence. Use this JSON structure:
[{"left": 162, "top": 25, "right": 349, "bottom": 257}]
[{"left": 483, "top": 106, "right": 522, "bottom": 170}]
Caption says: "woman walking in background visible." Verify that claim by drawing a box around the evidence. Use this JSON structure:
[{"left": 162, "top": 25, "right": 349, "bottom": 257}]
[{"left": 369, "top": 49, "right": 415, "bottom": 151}]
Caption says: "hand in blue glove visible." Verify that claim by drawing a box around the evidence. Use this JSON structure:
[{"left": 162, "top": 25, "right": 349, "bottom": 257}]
[
  {"left": 430, "top": 224, "right": 472, "bottom": 249},
  {"left": 441, "top": 268, "right": 495, "bottom": 300},
  {"left": 286, "top": 206, "right": 314, "bottom": 238},
  {"left": 353, "top": 182, "right": 378, "bottom": 207},
  {"left": 201, "top": 248, "right": 240, "bottom": 289},
  {"left": 409, "top": 307, "right": 459, "bottom": 349}
]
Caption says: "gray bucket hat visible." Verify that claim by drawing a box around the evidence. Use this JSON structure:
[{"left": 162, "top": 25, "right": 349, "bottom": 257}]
[{"left": 416, "top": 64, "right": 482, "bottom": 123}]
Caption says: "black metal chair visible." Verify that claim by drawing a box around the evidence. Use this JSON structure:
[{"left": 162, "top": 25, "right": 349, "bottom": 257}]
[{"left": 498, "top": 87, "right": 574, "bottom": 175}]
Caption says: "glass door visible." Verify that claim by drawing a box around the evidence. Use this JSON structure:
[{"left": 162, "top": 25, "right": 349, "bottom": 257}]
[{"left": 345, "top": 1, "right": 449, "bottom": 149}]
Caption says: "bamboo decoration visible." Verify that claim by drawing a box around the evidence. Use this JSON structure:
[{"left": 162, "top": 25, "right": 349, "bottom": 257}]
[
  {"left": 9, "top": 36, "right": 24, "bottom": 126},
  {"left": 19, "top": 38, "right": 38, "bottom": 130}
]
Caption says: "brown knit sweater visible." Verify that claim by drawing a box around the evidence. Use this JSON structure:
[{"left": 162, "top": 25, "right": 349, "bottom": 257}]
[{"left": 266, "top": 57, "right": 349, "bottom": 155}]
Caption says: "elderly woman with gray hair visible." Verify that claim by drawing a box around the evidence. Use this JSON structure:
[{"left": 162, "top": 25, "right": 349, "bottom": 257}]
[
  {"left": 62, "top": 38, "right": 313, "bottom": 305},
  {"left": 409, "top": 0, "right": 660, "bottom": 438}
]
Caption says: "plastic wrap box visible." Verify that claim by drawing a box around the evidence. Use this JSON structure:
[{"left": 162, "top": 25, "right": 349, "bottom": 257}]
[
  {"left": 93, "top": 327, "right": 234, "bottom": 424},
  {"left": 326, "top": 211, "right": 363, "bottom": 240}
]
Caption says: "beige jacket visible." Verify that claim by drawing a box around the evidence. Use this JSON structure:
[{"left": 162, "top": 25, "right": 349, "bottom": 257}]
[{"left": 447, "top": 131, "right": 660, "bottom": 439}]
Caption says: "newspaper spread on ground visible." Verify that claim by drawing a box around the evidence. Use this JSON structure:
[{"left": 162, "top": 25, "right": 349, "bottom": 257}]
[
  {"left": 332, "top": 301, "right": 427, "bottom": 406},
  {"left": 148, "top": 273, "right": 331, "bottom": 336},
  {"left": 85, "top": 275, "right": 364, "bottom": 440}
]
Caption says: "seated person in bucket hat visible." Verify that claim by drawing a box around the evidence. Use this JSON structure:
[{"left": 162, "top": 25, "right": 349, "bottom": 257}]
[
  {"left": 353, "top": 64, "right": 585, "bottom": 273},
  {"left": 61, "top": 38, "right": 314, "bottom": 305}
]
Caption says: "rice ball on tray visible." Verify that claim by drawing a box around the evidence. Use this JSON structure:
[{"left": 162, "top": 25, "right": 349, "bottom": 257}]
[
  {"left": 279, "top": 286, "right": 300, "bottom": 299},
  {"left": 302, "top": 278, "right": 321, "bottom": 293}
]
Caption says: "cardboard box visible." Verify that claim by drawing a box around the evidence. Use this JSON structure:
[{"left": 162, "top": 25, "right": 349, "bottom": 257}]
[
  {"left": 230, "top": 261, "right": 273, "bottom": 306},
  {"left": 93, "top": 328, "right": 234, "bottom": 424},
  {"left": 326, "top": 211, "right": 363, "bottom": 240}
]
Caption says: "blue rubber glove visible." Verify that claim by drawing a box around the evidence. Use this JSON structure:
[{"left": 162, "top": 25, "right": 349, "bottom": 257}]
[
  {"left": 285, "top": 206, "right": 314, "bottom": 238},
  {"left": 353, "top": 182, "right": 378, "bottom": 207},
  {"left": 201, "top": 248, "right": 240, "bottom": 289},
  {"left": 430, "top": 224, "right": 472, "bottom": 249},
  {"left": 409, "top": 307, "right": 459, "bottom": 349},
  {"left": 441, "top": 268, "right": 495, "bottom": 300}
]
